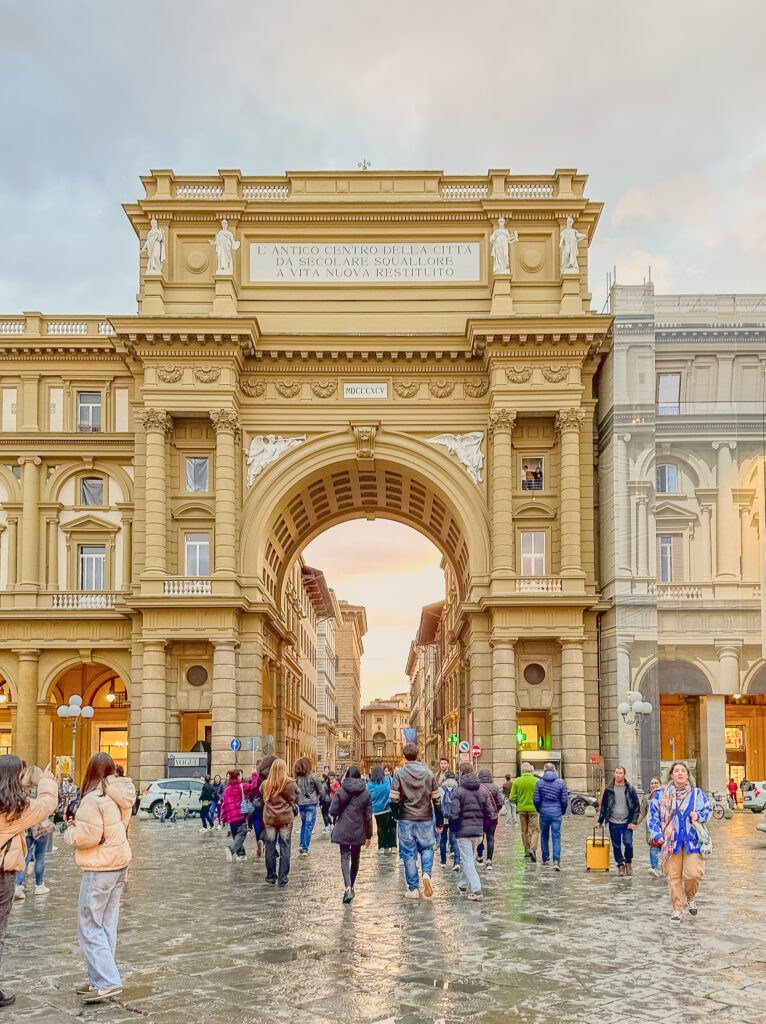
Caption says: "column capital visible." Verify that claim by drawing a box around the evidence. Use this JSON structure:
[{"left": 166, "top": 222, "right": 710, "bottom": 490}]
[
  {"left": 210, "top": 409, "right": 241, "bottom": 438},
  {"left": 210, "top": 637, "right": 241, "bottom": 651},
  {"left": 558, "top": 637, "right": 584, "bottom": 651},
  {"left": 13, "top": 649, "right": 41, "bottom": 662},
  {"left": 488, "top": 407, "right": 516, "bottom": 437},
  {"left": 712, "top": 440, "right": 737, "bottom": 451},
  {"left": 616, "top": 636, "right": 635, "bottom": 656},
  {"left": 714, "top": 640, "right": 743, "bottom": 660},
  {"left": 139, "top": 638, "right": 167, "bottom": 651},
  {"left": 555, "top": 408, "right": 585, "bottom": 435},
  {"left": 489, "top": 636, "right": 518, "bottom": 650},
  {"left": 138, "top": 408, "right": 173, "bottom": 434},
  {"left": 17, "top": 455, "right": 42, "bottom": 467}
]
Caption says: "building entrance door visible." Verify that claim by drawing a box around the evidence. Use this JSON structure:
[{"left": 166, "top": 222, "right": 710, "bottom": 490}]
[{"left": 516, "top": 711, "right": 552, "bottom": 771}]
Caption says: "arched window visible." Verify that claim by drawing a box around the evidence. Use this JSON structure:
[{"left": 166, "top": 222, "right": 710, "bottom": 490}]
[{"left": 656, "top": 464, "right": 678, "bottom": 493}]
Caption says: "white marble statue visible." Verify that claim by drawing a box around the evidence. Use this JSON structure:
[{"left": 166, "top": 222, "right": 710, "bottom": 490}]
[
  {"left": 246, "top": 434, "right": 306, "bottom": 487},
  {"left": 426, "top": 431, "right": 485, "bottom": 485},
  {"left": 210, "top": 218, "right": 241, "bottom": 275},
  {"left": 141, "top": 218, "right": 166, "bottom": 274},
  {"left": 559, "top": 216, "right": 587, "bottom": 273},
  {"left": 489, "top": 217, "right": 518, "bottom": 275}
]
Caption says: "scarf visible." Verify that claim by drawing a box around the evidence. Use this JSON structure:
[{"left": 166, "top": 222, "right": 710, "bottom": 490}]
[{"left": 657, "top": 781, "right": 693, "bottom": 864}]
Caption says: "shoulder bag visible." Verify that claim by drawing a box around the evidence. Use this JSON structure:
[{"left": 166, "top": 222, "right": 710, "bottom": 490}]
[
  {"left": 239, "top": 784, "right": 255, "bottom": 817},
  {"left": 689, "top": 788, "right": 713, "bottom": 858}
]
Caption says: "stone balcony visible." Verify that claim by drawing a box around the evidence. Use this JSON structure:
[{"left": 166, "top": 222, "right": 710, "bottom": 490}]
[{"left": 515, "top": 577, "right": 563, "bottom": 594}]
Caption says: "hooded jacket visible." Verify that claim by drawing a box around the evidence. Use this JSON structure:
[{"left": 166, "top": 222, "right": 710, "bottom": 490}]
[
  {"left": 533, "top": 771, "right": 569, "bottom": 818},
  {"left": 0, "top": 777, "right": 59, "bottom": 874},
  {"left": 477, "top": 769, "right": 504, "bottom": 820},
  {"left": 330, "top": 777, "right": 373, "bottom": 846},
  {"left": 598, "top": 779, "right": 640, "bottom": 827},
  {"left": 366, "top": 776, "right": 392, "bottom": 815},
  {"left": 296, "top": 772, "right": 325, "bottom": 807},
  {"left": 390, "top": 760, "right": 442, "bottom": 825},
  {"left": 66, "top": 775, "right": 136, "bottom": 871},
  {"left": 439, "top": 776, "right": 458, "bottom": 815},
  {"left": 449, "top": 772, "right": 495, "bottom": 839}
]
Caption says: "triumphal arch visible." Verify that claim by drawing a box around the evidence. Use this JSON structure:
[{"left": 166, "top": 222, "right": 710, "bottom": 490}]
[{"left": 0, "top": 167, "right": 611, "bottom": 789}]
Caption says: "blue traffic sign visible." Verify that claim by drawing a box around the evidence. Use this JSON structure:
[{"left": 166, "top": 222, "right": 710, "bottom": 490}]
[{"left": 230, "top": 738, "right": 241, "bottom": 751}]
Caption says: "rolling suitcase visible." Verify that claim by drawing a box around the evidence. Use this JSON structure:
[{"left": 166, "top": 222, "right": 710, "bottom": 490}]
[{"left": 586, "top": 825, "right": 610, "bottom": 871}]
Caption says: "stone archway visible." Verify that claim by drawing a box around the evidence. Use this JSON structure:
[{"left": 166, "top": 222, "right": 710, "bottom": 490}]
[{"left": 637, "top": 659, "right": 714, "bottom": 783}]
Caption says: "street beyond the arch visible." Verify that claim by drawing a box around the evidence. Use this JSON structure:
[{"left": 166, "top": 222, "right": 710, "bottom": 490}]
[{"left": 5, "top": 813, "right": 766, "bottom": 1024}]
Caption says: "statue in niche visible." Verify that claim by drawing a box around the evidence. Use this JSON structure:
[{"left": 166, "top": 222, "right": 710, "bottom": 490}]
[
  {"left": 141, "top": 217, "right": 166, "bottom": 274},
  {"left": 559, "top": 215, "right": 587, "bottom": 273},
  {"left": 246, "top": 433, "right": 306, "bottom": 487},
  {"left": 489, "top": 216, "right": 518, "bottom": 275},
  {"left": 427, "top": 431, "right": 485, "bottom": 485},
  {"left": 210, "top": 218, "right": 240, "bottom": 274}
]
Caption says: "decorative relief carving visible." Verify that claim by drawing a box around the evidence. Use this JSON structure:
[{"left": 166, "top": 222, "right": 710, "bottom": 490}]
[
  {"left": 195, "top": 365, "right": 221, "bottom": 383},
  {"left": 555, "top": 408, "right": 586, "bottom": 434},
  {"left": 488, "top": 408, "right": 517, "bottom": 436},
  {"left": 246, "top": 434, "right": 306, "bottom": 487},
  {"left": 353, "top": 424, "right": 378, "bottom": 461},
  {"left": 429, "top": 379, "right": 456, "bottom": 399},
  {"left": 240, "top": 378, "right": 265, "bottom": 398},
  {"left": 276, "top": 381, "right": 302, "bottom": 399},
  {"left": 311, "top": 380, "right": 337, "bottom": 399},
  {"left": 138, "top": 408, "right": 172, "bottom": 434},
  {"left": 209, "top": 409, "right": 241, "bottom": 438},
  {"left": 463, "top": 378, "right": 489, "bottom": 399},
  {"left": 394, "top": 380, "right": 419, "bottom": 399},
  {"left": 505, "top": 366, "right": 532, "bottom": 384},
  {"left": 426, "top": 432, "right": 484, "bottom": 485},
  {"left": 157, "top": 365, "right": 183, "bottom": 384},
  {"left": 542, "top": 364, "right": 568, "bottom": 383}
]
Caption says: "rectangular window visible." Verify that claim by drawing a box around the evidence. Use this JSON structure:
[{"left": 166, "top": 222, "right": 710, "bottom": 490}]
[
  {"left": 78, "top": 545, "right": 105, "bottom": 591},
  {"left": 658, "top": 534, "right": 683, "bottom": 583},
  {"left": 77, "top": 392, "right": 102, "bottom": 432},
  {"left": 521, "top": 456, "right": 544, "bottom": 491},
  {"left": 656, "top": 464, "right": 678, "bottom": 493},
  {"left": 185, "top": 533, "right": 210, "bottom": 576},
  {"left": 80, "top": 477, "right": 104, "bottom": 505},
  {"left": 185, "top": 457, "right": 209, "bottom": 492},
  {"left": 656, "top": 373, "right": 681, "bottom": 415},
  {"left": 520, "top": 531, "right": 546, "bottom": 576}
]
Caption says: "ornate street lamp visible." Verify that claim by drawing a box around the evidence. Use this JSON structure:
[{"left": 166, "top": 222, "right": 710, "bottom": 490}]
[
  {"left": 618, "top": 690, "right": 653, "bottom": 792},
  {"left": 56, "top": 695, "right": 95, "bottom": 783}
]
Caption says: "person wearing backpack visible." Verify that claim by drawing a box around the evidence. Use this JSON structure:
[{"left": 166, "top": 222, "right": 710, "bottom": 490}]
[
  {"left": 331, "top": 766, "right": 373, "bottom": 902},
  {"left": 294, "top": 757, "right": 325, "bottom": 856},
  {"left": 366, "top": 765, "right": 395, "bottom": 853},
  {"left": 476, "top": 769, "right": 504, "bottom": 869},
  {"left": 219, "top": 769, "right": 256, "bottom": 863},
  {"left": 448, "top": 763, "right": 494, "bottom": 901},
  {"left": 438, "top": 771, "right": 460, "bottom": 870}
]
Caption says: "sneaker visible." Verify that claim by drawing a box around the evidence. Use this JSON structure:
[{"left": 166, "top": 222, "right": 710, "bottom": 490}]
[
  {"left": 648, "top": 868, "right": 659, "bottom": 878},
  {"left": 457, "top": 885, "right": 468, "bottom": 893},
  {"left": 324, "top": 825, "right": 331, "bottom": 834},
  {"left": 34, "top": 884, "right": 50, "bottom": 895},
  {"left": 422, "top": 874, "right": 433, "bottom": 898},
  {"left": 266, "top": 878, "right": 277, "bottom": 885},
  {"left": 467, "top": 892, "right": 483, "bottom": 901},
  {"left": 625, "top": 863, "right": 633, "bottom": 876},
  {"left": 485, "top": 861, "right": 493, "bottom": 871},
  {"left": 687, "top": 898, "right": 698, "bottom": 916},
  {"left": 342, "top": 888, "right": 354, "bottom": 904},
  {"left": 75, "top": 984, "right": 96, "bottom": 995},
  {"left": 617, "top": 863, "right": 625, "bottom": 876},
  {"left": 670, "top": 910, "right": 682, "bottom": 924},
  {"left": 224, "top": 848, "right": 233, "bottom": 863},
  {"left": 13, "top": 886, "right": 25, "bottom": 901},
  {"left": 529, "top": 851, "right": 537, "bottom": 863},
  {"left": 476, "top": 855, "right": 484, "bottom": 864},
  {"left": 299, "top": 850, "right": 308, "bottom": 857},
  {"left": 541, "top": 859, "right": 550, "bottom": 866},
  {"left": 405, "top": 888, "right": 420, "bottom": 899},
  {"left": 81, "top": 986, "right": 122, "bottom": 1003},
  {"left": 277, "top": 879, "right": 288, "bottom": 887},
  {"left": 236, "top": 854, "right": 247, "bottom": 863},
  {"left": 553, "top": 861, "right": 561, "bottom": 872},
  {"left": 452, "top": 863, "right": 461, "bottom": 872},
  {"left": 0, "top": 990, "right": 15, "bottom": 1008},
  {"left": 440, "top": 862, "right": 448, "bottom": 870}
]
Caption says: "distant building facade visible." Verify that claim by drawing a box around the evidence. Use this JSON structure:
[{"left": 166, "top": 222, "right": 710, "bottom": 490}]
[
  {"left": 361, "top": 692, "right": 410, "bottom": 774},
  {"left": 334, "top": 603, "right": 367, "bottom": 769}
]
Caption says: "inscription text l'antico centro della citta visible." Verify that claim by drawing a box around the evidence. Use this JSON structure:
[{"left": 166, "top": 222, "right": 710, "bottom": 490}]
[{"left": 249, "top": 241, "right": 480, "bottom": 282}]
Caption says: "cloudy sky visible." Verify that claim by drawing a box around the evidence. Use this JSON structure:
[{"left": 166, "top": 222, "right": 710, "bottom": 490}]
[{"left": 2, "top": 0, "right": 765, "bottom": 699}]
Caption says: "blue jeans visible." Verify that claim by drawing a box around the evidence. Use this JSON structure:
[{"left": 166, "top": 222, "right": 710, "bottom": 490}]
[
  {"left": 539, "top": 814, "right": 562, "bottom": 863},
  {"left": 649, "top": 844, "right": 659, "bottom": 870},
  {"left": 440, "top": 825, "right": 460, "bottom": 866},
  {"left": 398, "top": 819, "right": 435, "bottom": 891},
  {"left": 299, "top": 804, "right": 317, "bottom": 851},
  {"left": 78, "top": 868, "right": 127, "bottom": 990},
  {"left": 17, "top": 832, "right": 48, "bottom": 885},
  {"left": 608, "top": 822, "right": 634, "bottom": 865}
]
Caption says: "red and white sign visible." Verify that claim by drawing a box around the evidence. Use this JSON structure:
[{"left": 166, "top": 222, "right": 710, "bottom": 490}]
[{"left": 471, "top": 744, "right": 481, "bottom": 758}]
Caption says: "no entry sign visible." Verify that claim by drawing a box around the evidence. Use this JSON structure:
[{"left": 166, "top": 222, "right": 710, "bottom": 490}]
[{"left": 471, "top": 744, "right": 481, "bottom": 758}]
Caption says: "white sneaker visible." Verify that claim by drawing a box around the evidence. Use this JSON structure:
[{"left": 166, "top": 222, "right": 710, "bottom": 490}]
[
  {"left": 467, "top": 891, "right": 483, "bottom": 901},
  {"left": 14, "top": 886, "right": 25, "bottom": 901},
  {"left": 422, "top": 874, "right": 433, "bottom": 898},
  {"left": 648, "top": 868, "right": 658, "bottom": 878},
  {"left": 405, "top": 888, "right": 420, "bottom": 899},
  {"left": 686, "top": 898, "right": 698, "bottom": 916},
  {"left": 485, "top": 861, "right": 493, "bottom": 871},
  {"left": 34, "top": 884, "right": 50, "bottom": 896},
  {"left": 670, "top": 910, "right": 682, "bottom": 924},
  {"left": 199, "top": 827, "right": 207, "bottom": 833}
]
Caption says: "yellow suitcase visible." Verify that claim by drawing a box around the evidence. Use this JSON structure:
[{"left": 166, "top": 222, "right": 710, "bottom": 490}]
[{"left": 586, "top": 826, "right": 611, "bottom": 871}]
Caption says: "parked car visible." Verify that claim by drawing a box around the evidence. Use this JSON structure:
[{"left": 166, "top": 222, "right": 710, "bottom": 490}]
[
  {"left": 744, "top": 781, "right": 766, "bottom": 813},
  {"left": 139, "top": 777, "right": 205, "bottom": 819}
]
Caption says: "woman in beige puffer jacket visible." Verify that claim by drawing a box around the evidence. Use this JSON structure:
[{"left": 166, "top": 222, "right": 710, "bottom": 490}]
[{"left": 66, "top": 753, "right": 136, "bottom": 1003}]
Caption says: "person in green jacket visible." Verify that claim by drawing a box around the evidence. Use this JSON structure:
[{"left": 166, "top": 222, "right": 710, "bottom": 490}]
[{"left": 510, "top": 762, "right": 539, "bottom": 862}]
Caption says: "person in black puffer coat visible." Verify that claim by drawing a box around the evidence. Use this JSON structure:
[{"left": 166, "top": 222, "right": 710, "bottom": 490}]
[
  {"left": 449, "top": 764, "right": 495, "bottom": 900},
  {"left": 330, "top": 767, "right": 373, "bottom": 904},
  {"left": 476, "top": 769, "right": 504, "bottom": 869}
]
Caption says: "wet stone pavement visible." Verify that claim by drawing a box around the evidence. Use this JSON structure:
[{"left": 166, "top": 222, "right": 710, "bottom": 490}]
[{"left": 4, "top": 810, "right": 766, "bottom": 1024}]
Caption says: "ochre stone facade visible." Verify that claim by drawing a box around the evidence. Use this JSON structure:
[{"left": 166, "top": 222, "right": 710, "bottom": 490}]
[{"left": 0, "top": 167, "right": 611, "bottom": 789}]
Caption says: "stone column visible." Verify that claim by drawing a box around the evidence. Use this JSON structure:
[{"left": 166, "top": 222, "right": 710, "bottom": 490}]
[
  {"left": 488, "top": 408, "right": 516, "bottom": 578},
  {"left": 715, "top": 640, "right": 742, "bottom": 694},
  {"left": 714, "top": 441, "right": 738, "bottom": 580},
  {"left": 138, "top": 410, "right": 172, "bottom": 577},
  {"left": 6, "top": 517, "right": 18, "bottom": 587},
  {"left": 490, "top": 637, "right": 517, "bottom": 776},
  {"left": 18, "top": 456, "right": 41, "bottom": 591},
  {"left": 46, "top": 516, "right": 59, "bottom": 589},
  {"left": 467, "top": 627, "right": 493, "bottom": 760},
  {"left": 559, "top": 639, "right": 587, "bottom": 790},
  {"left": 613, "top": 433, "right": 632, "bottom": 574},
  {"left": 14, "top": 650, "right": 40, "bottom": 766},
  {"left": 210, "top": 410, "right": 240, "bottom": 577},
  {"left": 556, "top": 409, "right": 586, "bottom": 579},
  {"left": 211, "top": 638, "right": 239, "bottom": 777},
  {"left": 699, "top": 504, "right": 713, "bottom": 580},
  {"left": 699, "top": 694, "right": 727, "bottom": 792},
  {"left": 138, "top": 640, "right": 167, "bottom": 786},
  {"left": 122, "top": 517, "right": 133, "bottom": 588},
  {"left": 636, "top": 497, "right": 649, "bottom": 578}
]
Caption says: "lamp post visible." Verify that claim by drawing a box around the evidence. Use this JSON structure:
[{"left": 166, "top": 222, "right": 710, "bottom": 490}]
[
  {"left": 56, "top": 695, "right": 95, "bottom": 783},
  {"left": 618, "top": 690, "right": 653, "bottom": 792}
]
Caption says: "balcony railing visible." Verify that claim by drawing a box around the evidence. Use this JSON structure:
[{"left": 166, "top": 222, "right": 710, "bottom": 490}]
[
  {"left": 656, "top": 584, "right": 703, "bottom": 601},
  {"left": 515, "top": 577, "right": 562, "bottom": 593},
  {"left": 52, "top": 592, "right": 119, "bottom": 609},
  {"left": 163, "top": 578, "right": 212, "bottom": 596}
]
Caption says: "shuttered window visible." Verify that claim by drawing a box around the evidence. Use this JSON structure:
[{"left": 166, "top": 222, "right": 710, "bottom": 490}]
[{"left": 658, "top": 534, "right": 683, "bottom": 582}]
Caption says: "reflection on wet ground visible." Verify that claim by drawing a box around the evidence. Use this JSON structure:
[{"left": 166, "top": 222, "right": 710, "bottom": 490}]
[{"left": 4, "top": 811, "right": 766, "bottom": 1022}]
